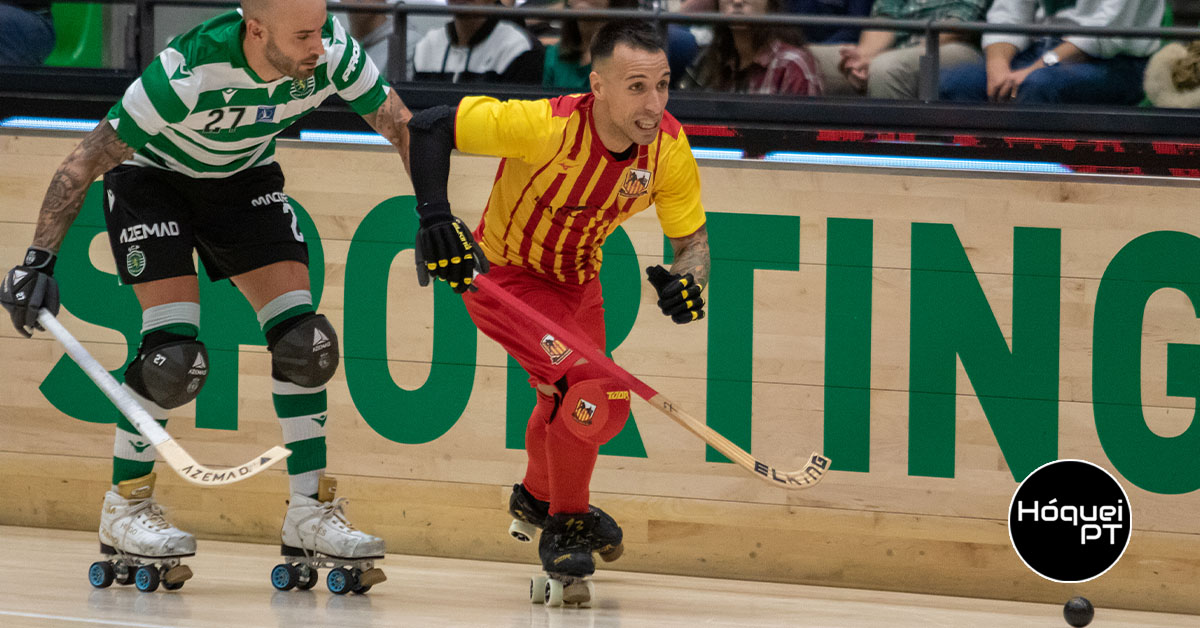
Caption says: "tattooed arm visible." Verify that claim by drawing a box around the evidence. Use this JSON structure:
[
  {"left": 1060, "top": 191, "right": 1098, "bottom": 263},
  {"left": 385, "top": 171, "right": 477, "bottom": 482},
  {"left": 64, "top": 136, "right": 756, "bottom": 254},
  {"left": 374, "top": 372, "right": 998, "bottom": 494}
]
[
  {"left": 361, "top": 88, "right": 413, "bottom": 177},
  {"left": 32, "top": 121, "right": 134, "bottom": 252},
  {"left": 668, "top": 224, "right": 710, "bottom": 288}
]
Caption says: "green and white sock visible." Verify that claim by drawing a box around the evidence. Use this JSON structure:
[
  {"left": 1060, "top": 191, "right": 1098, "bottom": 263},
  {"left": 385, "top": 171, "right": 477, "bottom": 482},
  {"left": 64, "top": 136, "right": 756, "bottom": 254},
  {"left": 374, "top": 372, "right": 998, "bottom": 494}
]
[
  {"left": 111, "top": 302, "right": 200, "bottom": 489},
  {"left": 260, "top": 291, "right": 326, "bottom": 498}
]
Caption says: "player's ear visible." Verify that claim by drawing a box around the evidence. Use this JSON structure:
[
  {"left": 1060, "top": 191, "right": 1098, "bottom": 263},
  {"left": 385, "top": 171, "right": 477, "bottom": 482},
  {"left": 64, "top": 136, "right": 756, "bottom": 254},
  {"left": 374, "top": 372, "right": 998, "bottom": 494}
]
[{"left": 589, "top": 70, "right": 602, "bottom": 97}]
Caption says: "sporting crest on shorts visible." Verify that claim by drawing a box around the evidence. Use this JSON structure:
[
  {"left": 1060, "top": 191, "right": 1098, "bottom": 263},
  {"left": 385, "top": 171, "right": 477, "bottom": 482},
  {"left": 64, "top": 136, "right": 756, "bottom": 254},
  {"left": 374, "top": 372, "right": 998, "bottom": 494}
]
[
  {"left": 571, "top": 399, "right": 596, "bottom": 426},
  {"left": 618, "top": 168, "right": 652, "bottom": 198},
  {"left": 540, "top": 334, "right": 572, "bottom": 365},
  {"left": 126, "top": 245, "right": 146, "bottom": 277}
]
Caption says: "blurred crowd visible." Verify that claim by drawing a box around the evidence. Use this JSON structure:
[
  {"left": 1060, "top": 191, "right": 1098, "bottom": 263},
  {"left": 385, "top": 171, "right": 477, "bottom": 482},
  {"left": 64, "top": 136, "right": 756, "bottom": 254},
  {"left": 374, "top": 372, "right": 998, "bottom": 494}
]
[{"left": 6, "top": 0, "right": 1200, "bottom": 107}]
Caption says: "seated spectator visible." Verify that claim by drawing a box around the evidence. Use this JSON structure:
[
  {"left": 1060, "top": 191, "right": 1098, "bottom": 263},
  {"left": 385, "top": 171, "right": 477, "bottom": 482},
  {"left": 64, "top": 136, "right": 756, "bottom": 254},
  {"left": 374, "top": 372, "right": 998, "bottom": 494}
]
[
  {"left": 940, "top": 0, "right": 1165, "bottom": 105},
  {"left": 543, "top": 0, "right": 638, "bottom": 90},
  {"left": 791, "top": 0, "right": 872, "bottom": 96},
  {"left": 413, "top": 0, "right": 544, "bottom": 83},
  {"left": 1144, "top": 40, "right": 1200, "bottom": 108},
  {"left": 341, "top": 0, "right": 450, "bottom": 81},
  {"left": 0, "top": 0, "right": 55, "bottom": 66},
  {"left": 680, "top": 0, "right": 823, "bottom": 95},
  {"left": 838, "top": 0, "right": 987, "bottom": 100}
]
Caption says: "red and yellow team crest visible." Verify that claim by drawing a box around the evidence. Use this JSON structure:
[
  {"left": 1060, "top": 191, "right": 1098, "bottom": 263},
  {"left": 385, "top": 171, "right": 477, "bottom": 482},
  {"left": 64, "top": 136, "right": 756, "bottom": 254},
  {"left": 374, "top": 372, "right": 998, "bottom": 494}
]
[
  {"left": 618, "top": 168, "right": 652, "bottom": 198},
  {"left": 540, "top": 334, "right": 573, "bottom": 365},
  {"left": 572, "top": 399, "right": 597, "bottom": 425}
]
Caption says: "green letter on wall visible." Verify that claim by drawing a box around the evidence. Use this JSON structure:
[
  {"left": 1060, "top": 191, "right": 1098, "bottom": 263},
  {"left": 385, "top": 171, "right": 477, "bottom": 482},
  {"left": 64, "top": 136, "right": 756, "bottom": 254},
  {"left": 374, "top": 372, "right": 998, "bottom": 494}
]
[{"left": 909, "top": 224, "right": 1059, "bottom": 480}]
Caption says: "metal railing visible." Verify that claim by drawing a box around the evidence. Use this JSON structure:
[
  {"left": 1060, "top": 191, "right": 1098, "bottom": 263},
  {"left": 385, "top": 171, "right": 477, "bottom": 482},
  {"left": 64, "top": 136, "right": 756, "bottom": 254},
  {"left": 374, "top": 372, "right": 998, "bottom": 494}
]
[{"left": 42, "top": 0, "right": 1200, "bottom": 103}]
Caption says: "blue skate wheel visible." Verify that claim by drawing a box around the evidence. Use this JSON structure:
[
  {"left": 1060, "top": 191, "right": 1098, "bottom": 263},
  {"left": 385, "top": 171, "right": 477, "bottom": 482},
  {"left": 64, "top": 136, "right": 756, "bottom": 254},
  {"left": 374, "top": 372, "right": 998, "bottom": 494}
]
[
  {"left": 327, "top": 567, "right": 357, "bottom": 595},
  {"left": 88, "top": 561, "right": 115, "bottom": 588},
  {"left": 271, "top": 563, "right": 298, "bottom": 591},
  {"left": 134, "top": 565, "right": 160, "bottom": 592}
]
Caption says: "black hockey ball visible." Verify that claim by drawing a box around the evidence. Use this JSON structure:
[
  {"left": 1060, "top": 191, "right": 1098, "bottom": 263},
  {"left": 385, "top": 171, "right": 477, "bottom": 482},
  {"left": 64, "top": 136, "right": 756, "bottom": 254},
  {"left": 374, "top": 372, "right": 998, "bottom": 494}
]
[{"left": 1063, "top": 596, "right": 1094, "bottom": 627}]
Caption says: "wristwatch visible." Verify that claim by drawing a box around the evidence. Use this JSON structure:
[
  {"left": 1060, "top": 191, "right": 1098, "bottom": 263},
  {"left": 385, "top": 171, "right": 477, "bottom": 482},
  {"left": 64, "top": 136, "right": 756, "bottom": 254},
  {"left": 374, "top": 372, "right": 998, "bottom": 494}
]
[{"left": 1041, "top": 51, "right": 1060, "bottom": 67}]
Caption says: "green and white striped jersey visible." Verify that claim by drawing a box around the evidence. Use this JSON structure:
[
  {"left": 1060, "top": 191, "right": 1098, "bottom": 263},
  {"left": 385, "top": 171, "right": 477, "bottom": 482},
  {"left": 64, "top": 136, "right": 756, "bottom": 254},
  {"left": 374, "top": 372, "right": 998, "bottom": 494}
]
[{"left": 106, "top": 10, "right": 387, "bottom": 178}]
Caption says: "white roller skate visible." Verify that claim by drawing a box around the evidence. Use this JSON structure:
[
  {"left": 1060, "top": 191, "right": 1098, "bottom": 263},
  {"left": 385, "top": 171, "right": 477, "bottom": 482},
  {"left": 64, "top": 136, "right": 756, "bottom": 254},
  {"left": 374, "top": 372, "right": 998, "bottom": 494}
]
[
  {"left": 271, "top": 476, "right": 386, "bottom": 595},
  {"left": 89, "top": 473, "right": 195, "bottom": 593}
]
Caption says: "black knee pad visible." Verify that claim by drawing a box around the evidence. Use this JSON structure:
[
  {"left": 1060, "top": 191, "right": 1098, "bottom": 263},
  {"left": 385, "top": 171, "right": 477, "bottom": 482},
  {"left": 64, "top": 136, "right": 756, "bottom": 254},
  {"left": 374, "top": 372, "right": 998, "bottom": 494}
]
[
  {"left": 124, "top": 330, "right": 209, "bottom": 409},
  {"left": 267, "top": 312, "right": 339, "bottom": 387}
]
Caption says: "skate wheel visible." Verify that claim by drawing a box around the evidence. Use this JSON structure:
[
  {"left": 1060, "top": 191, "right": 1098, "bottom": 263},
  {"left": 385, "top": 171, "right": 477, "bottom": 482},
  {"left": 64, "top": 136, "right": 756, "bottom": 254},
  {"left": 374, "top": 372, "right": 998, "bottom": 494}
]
[
  {"left": 509, "top": 519, "right": 538, "bottom": 543},
  {"left": 327, "top": 567, "right": 358, "bottom": 595},
  {"left": 544, "top": 578, "right": 564, "bottom": 607},
  {"left": 271, "top": 563, "right": 299, "bottom": 591},
  {"left": 134, "top": 565, "right": 160, "bottom": 592},
  {"left": 530, "top": 575, "right": 548, "bottom": 604},
  {"left": 352, "top": 584, "right": 372, "bottom": 595},
  {"left": 114, "top": 564, "right": 135, "bottom": 586},
  {"left": 163, "top": 579, "right": 185, "bottom": 591},
  {"left": 296, "top": 565, "right": 318, "bottom": 591},
  {"left": 88, "top": 561, "right": 115, "bottom": 588}
]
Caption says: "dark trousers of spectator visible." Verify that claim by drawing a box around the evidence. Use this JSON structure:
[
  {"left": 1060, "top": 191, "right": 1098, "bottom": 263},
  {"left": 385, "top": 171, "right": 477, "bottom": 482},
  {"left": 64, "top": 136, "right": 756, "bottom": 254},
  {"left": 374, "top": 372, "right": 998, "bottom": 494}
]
[
  {"left": 939, "top": 37, "right": 1149, "bottom": 105},
  {"left": 666, "top": 24, "right": 699, "bottom": 85},
  {"left": 0, "top": 5, "right": 55, "bottom": 65}
]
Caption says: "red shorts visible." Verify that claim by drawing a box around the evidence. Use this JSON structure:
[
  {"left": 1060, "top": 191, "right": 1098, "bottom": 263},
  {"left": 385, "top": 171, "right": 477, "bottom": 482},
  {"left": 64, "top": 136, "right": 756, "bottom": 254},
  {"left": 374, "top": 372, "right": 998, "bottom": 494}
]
[{"left": 462, "top": 264, "right": 605, "bottom": 387}]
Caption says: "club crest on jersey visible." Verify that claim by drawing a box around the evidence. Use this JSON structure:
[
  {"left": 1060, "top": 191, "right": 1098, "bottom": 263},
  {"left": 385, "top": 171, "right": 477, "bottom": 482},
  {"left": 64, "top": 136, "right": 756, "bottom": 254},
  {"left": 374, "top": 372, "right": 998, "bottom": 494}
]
[
  {"left": 290, "top": 76, "right": 315, "bottom": 99},
  {"left": 618, "top": 168, "right": 652, "bottom": 198},
  {"left": 571, "top": 398, "right": 597, "bottom": 426},
  {"left": 126, "top": 245, "right": 146, "bottom": 277},
  {"left": 256, "top": 105, "right": 277, "bottom": 124},
  {"left": 540, "top": 334, "right": 572, "bottom": 365}
]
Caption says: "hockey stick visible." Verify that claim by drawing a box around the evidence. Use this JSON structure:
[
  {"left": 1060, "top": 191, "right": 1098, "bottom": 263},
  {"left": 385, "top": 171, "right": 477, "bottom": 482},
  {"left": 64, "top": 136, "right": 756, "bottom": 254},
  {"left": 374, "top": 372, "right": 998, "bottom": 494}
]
[
  {"left": 37, "top": 309, "right": 291, "bottom": 487},
  {"left": 471, "top": 274, "right": 831, "bottom": 490}
]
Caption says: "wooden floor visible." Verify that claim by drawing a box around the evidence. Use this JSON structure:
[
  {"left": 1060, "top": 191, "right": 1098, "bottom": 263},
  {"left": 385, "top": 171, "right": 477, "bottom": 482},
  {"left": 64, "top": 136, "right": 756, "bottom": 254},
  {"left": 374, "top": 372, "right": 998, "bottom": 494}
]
[{"left": 0, "top": 526, "right": 1191, "bottom": 628}]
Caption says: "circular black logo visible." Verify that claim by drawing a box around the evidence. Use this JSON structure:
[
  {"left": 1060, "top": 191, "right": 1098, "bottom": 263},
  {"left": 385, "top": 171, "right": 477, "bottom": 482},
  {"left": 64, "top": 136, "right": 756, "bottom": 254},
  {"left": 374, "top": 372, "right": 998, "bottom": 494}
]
[{"left": 1008, "top": 459, "right": 1132, "bottom": 583}]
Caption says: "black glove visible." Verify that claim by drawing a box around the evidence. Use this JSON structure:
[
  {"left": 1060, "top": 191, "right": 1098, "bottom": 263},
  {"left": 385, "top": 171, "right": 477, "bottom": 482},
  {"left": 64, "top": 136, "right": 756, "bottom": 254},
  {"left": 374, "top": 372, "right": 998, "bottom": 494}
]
[
  {"left": 414, "top": 203, "right": 489, "bottom": 294},
  {"left": 646, "top": 265, "right": 704, "bottom": 324},
  {"left": 0, "top": 247, "right": 61, "bottom": 338}
]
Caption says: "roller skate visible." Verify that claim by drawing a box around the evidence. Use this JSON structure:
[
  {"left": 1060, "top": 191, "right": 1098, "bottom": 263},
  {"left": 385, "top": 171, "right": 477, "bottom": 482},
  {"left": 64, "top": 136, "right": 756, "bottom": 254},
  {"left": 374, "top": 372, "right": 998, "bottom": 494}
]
[
  {"left": 508, "top": 483, "right": 624, "bottom": 562},
  {"left": 89, "top": 473, "right": 196, "bottom": 592},
  {"left": 531, "top": 512, "right": 610, "bottom": 607},
  {"left": 271, "top": 476, "right": 386, "bottom": 595}
]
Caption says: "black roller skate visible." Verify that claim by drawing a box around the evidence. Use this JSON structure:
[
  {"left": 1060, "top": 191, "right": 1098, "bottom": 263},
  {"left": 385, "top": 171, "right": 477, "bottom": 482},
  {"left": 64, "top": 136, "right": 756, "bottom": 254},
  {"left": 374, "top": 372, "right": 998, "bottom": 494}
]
[
  {"left": 530, "top": 512, "right": 609, "bottom": 607},
  {"left": 507, "top": 483, "right": 624, "bottom": 562}
]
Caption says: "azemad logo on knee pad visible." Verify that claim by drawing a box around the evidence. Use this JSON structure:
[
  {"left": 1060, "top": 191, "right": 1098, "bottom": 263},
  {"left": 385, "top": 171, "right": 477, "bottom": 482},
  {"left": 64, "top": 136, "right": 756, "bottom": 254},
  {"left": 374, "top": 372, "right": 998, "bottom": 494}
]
[{"left": 1008, "top": 459, "right": 1132, "bottom": 583}]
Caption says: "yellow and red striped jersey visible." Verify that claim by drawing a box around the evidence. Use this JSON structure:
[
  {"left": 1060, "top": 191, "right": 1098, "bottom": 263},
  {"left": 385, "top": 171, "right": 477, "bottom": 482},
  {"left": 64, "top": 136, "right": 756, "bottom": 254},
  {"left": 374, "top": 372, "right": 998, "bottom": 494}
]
[{"left": 454, "top": 93, "right": 706, "bottom": 284}]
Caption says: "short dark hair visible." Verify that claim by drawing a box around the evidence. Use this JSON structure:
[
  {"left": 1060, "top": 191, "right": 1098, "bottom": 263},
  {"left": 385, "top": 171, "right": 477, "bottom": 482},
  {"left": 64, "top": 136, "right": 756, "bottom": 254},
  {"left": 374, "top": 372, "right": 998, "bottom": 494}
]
[{"left": 589, "top": 20, "right": 665, "bottom": 65}]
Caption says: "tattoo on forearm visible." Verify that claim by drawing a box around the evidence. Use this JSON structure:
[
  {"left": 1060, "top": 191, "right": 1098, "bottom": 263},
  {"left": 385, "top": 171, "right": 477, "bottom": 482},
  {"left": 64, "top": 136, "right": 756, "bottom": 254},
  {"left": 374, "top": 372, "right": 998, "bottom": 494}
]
[
  {"left": 32, "top": 122, "right": 134, "bottom": 251},
  {"left": 669, "top": 225, "right": 711, "bottom": 287},
  {"left": 364, "top": 90, "right": 413, "bottom": 176}
]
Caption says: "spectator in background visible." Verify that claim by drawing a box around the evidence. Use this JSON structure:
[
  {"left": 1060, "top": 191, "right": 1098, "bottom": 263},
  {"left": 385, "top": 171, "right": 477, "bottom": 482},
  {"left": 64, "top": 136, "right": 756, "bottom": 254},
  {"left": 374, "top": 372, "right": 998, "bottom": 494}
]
[
  {"left": 940, "top": 0, "right": 1165, "bottom": 105},
  {"left": 341, "top": 0, "right": 450, "bottom": 81},
  {"left": 791, "top": 0, "right": 872, "bottom": 96},
  {"left": 0, "top": 0, "right": 55, "bottom": 65},
  {"left": 413, "top": 0, "right": 543, "bottom": 83},
  {"left": 543, "top": 0, "right": 638, "bottom": 90},
  {"left": 681, "top": 0, "right": 823, "bottom": 95},
  {"left": 838, "top": 0, "right": 987, "bottom": 99}
]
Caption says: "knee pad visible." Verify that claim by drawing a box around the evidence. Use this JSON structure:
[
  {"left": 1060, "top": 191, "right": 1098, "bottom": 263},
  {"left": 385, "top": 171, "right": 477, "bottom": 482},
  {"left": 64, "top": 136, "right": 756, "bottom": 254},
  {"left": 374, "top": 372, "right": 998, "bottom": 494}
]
[
  {"left": 268, "top": 312, "right": 339, "bottom": 388},
  {"left": 558, "top": 377, "right": 631, "bottom": 446},
  {"left": 125, "top": 330, "right": 209, "bottom": 409}
]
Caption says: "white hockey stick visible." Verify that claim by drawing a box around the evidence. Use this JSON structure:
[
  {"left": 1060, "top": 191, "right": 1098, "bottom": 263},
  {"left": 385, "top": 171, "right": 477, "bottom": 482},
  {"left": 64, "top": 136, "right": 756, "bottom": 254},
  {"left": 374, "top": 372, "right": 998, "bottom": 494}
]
[
  {"left": 471, "top": 274, "right": 831, "bottom": 490},
  {"left": 38, "top": 309, "right": 291, "bottom": 486}
]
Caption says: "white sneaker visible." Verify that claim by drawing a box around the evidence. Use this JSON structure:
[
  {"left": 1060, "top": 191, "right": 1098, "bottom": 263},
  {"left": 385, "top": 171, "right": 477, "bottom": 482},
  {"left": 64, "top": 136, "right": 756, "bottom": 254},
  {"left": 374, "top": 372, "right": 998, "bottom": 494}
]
[
  {"left": 281, "top": 476, "right": 384, "bottom": 559},
  {"left": 99, "top": 473, "right": 195, "bottom": 558}
]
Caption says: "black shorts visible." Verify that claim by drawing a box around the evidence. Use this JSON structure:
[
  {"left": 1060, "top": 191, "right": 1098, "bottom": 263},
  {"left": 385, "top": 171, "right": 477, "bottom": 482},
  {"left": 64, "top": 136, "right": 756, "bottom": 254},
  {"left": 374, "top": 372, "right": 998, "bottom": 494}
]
[{"left": 103, "top": 163, "right": 309, "bottom": 285}]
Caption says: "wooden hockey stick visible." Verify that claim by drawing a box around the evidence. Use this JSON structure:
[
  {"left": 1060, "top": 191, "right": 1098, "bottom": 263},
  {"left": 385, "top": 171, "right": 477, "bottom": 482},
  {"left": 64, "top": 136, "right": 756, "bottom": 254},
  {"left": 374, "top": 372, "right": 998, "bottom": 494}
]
[
  {"left": 471, "top": 274, "right": 831, "bottom": 490},
  {"left": 38, "top": 309, "right": 290, "bottom": 487}
]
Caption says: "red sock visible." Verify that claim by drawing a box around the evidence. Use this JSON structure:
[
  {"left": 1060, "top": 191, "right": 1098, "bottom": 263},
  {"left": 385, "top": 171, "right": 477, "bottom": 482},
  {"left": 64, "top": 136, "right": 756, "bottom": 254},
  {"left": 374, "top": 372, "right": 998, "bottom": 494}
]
[
  {"left": 521, "top": 391, "right": 555, "bottom": 502},
  {"left": 546, "top": 414, "right": 599, "bottom": 515}
]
